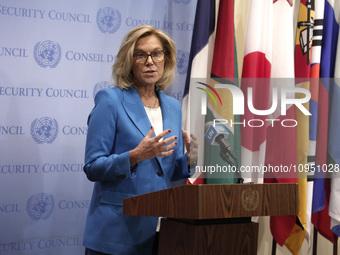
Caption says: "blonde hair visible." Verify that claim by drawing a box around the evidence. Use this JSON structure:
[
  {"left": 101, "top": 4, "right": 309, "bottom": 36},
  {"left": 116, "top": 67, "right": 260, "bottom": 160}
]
[{"left": 112, "top": 26, "right": 177, "bottom": 90}]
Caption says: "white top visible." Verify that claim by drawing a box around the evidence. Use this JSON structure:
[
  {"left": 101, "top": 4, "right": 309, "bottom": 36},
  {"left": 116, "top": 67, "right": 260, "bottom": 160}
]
[
  {"left": 144, "top": 106, "right": 163, "bottom": 232},
  {"left": 144, "top": 106, "right": 163, "bottom": 140}
]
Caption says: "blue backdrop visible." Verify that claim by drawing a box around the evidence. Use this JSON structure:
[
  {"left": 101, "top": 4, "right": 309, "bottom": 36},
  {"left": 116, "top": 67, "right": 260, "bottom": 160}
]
[{"left": 0, "top": 1, "right": 196, "bottom": 254}]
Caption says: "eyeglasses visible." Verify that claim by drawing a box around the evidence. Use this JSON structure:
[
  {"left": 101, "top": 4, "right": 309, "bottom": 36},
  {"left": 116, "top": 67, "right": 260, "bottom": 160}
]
[{"left": 133, "top": 50, "right": 165, "bottom": 63}]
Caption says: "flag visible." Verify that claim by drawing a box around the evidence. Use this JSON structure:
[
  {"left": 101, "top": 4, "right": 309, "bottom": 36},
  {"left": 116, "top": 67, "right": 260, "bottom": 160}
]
[
  {"left": 182, "top": 0, "right": 216, "bottom": 184},
  {"left": 240, "top": 2, "right": 297, "bottom": 245},
  {"left": 238, "top": 0, "right": 298, "bottom": 246},
  {"left": 234, "top": 0, "right": 250, "bottom": 78},
  {"left": 240, "top": 0, "right": 272, "bottom": 184},
  {"left": 312, "top": 0, "right": 339, "bottom": 244},
  {"left": 328, "top": 81, "right": 340, "bottom": 236},
  {"left": 305, "top": 0, "right": 324, "bottom": 248},
  {"left": 283, "top": 1, "right": 315, "bottom": 253},
  {"left": 328, "top": 24, "right": 340, "bottom": 237},
  {"left": 203, "top": 0, "right": 241, "bottom": 185},
  {"left": 264, "top": 0, "right": 298, "bottom": 247}
]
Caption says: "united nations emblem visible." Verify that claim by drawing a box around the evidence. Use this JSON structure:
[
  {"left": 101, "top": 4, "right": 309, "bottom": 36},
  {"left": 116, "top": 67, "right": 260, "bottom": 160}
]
[
  {"left": 30, "top": 117, "right": 58, "bottom": 144},
  {"left": 96, "top": 7, "right": 121, "bottom": 34},
  {"left": 176, "top": 50, "right": 189, "bottom": 75},
  {"left": 33, "top": 40, "right": 61, "bottom": 68},
  {"left": 241, "top": 189, "right": 259, "bottom": 211},
  {"left": 93, "top": 81, "right": 112, "bottom": 98},
  {"left": 26, "top": 193, "right": 55, "bottom": 220}
]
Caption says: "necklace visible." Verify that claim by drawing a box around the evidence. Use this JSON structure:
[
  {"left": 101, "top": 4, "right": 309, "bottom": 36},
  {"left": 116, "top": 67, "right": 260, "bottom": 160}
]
[{"left": 143, "top": 96, "right": 158, "bottom": 108}]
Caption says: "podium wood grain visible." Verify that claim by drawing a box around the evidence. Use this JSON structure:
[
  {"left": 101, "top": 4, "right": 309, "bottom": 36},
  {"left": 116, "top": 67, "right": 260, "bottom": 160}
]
[
  {"left": 123, "top": 184, "right": 298, "bottom": 255},
  {"left": 123, "top": 183, "right": 298, "bottom": 219},
  {"left": 158, "top": 218, "right": 259, "bottom": 255}
]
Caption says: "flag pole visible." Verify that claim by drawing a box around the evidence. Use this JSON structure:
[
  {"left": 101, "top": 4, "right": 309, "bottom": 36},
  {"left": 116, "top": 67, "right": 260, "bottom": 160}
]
[
  {"left": 313, "top": 227, "right": 318, "bottom": 255},
  {"left": 333, "top": 240, "right": 338, "bottom": 255},
  {"left": 271, "top": 238, "right": 277, "bottom": 255}
]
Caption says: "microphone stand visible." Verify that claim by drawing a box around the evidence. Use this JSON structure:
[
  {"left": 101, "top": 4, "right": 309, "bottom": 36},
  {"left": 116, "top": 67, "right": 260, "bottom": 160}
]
[{"left": 216, "top": 135, "right": 244, "bottom": 184}]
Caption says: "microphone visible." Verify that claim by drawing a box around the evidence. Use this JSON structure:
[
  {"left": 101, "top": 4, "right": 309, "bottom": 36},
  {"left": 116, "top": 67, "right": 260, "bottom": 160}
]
[
  {"left": 204, "top": 121, "right": 243, "bottom": 184},
  {"left": 204, "top": 122, "right": 237, "bottom": 160}
]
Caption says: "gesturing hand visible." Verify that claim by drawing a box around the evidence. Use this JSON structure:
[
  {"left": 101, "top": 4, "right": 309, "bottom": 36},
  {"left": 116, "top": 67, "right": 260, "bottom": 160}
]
[
  {"left": 182, "top": 130, "right": 198, "bottom": 167},
  {"left": 129, "top": 126, "right": 178, "bottom": 166}
]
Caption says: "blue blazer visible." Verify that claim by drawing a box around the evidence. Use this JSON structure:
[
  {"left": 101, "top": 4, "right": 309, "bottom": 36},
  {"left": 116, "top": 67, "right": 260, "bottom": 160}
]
[{"left": 83, "top": 86, "right": 189, "bottom": 255}]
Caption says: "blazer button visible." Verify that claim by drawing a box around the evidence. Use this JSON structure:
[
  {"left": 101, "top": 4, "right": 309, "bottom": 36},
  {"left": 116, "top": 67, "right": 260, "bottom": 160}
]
[{"left": 157, "top": 170, "right": 163, "bottom": 176}]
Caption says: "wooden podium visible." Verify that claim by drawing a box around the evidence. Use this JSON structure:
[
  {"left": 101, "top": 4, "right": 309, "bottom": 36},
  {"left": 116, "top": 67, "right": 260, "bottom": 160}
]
[{"left": 123, "top": 184, "right": 298, "bottom": 255}]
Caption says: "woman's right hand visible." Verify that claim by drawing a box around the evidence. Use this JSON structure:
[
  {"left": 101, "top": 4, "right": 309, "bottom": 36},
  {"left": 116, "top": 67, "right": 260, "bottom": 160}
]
[{"left": 129, "top": 126, "right": 178, "bottom": 166}]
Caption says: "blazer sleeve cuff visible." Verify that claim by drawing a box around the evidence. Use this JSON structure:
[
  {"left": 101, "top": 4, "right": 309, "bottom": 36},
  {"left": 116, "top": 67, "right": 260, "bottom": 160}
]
[
  {"left": 172, "top": 152, "right": 190, "bottom": 182},
  {"left": 84, "top": 151, "right": 136, "bottom": 181}
]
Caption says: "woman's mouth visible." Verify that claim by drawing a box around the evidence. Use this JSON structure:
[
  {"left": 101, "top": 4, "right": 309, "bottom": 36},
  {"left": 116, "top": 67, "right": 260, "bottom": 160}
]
[{"left": 144, "top": 70, "right": 155, "bottom": 74}]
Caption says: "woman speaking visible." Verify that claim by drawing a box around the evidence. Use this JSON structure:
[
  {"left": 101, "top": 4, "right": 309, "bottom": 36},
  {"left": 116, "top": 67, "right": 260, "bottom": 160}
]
[{"left": 82, "top": 25, "right": 196, "bottom": 255}]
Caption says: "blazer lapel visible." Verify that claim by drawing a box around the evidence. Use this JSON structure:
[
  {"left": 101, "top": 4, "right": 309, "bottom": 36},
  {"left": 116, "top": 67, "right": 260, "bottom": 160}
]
[
  {"left": 121, "top": 87, "right": 151, "bottom": 137},
  {"left": 157, "top": 91, "right": 176, "bottom": 173},
  {"left": 158, "top": 91, "right": 174, "bottom": 139},
  {"left": 121, "top": 88, "right": 175, "bottom": 174}
]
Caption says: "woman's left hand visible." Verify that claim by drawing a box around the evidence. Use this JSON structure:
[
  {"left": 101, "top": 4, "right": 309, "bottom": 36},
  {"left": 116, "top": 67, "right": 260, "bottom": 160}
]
[{"left": 182, "top": 130, "right": 198, "bottom": 167}]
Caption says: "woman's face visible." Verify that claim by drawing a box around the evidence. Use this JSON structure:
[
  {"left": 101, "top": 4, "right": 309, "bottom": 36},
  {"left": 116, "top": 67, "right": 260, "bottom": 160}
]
[{"left": 132, "top": 34, "right": 165, "bottom": 89}]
